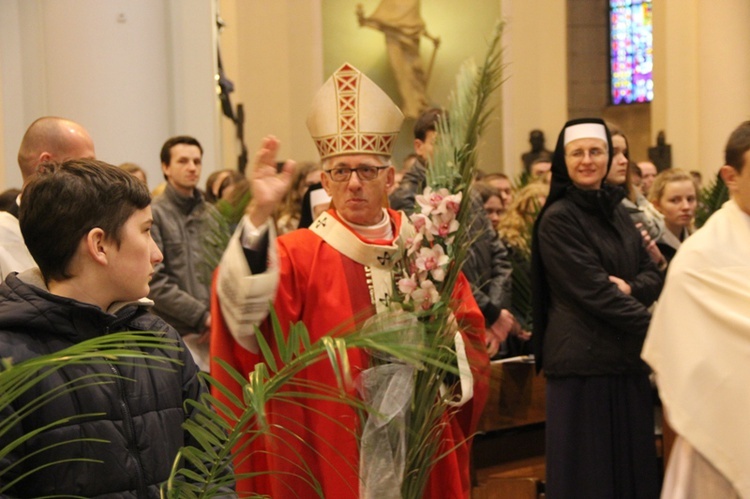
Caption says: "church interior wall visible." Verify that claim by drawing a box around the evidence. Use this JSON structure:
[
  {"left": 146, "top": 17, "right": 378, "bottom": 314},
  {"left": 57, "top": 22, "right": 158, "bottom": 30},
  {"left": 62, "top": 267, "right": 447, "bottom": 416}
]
[
  {"left": 0, "top": 0, "right": 219, "bottom": 191},
  {"left": 321, "top": 0, "right": 505, "bottom": 174},
  {"left": 0, "top": 1, "right": 748, "bottom": 191}
]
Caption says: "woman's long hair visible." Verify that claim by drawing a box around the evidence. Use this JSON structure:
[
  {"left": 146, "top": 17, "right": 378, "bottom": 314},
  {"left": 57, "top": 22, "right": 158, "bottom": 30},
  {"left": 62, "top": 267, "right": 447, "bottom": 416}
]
[{"left": 497, "top": 182, "right": 550, "bottom": 255}]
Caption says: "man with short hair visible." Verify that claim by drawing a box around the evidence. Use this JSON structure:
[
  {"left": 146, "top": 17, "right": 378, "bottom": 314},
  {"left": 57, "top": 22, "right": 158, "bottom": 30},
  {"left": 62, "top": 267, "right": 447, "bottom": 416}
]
[
  {"left": 391, "top": 108, "right": 518, "bottom": 356},
  {"left": 0, "top": 117, "right": 95, "bottom": 279},
  {"left": 642, "top": 121, "right": 750, "bottom": 497},
  {"left": 148, "top": 135, "right": 222, "bottom": 371},
  {"left": 211, "top": 63, "right": 489, "bottom": 498},
  {"left": 0, "top": 159, "right": 205, "bottom": 497},
  {"left": 638, "top": 160, "right": 658, "bottom": 196}
]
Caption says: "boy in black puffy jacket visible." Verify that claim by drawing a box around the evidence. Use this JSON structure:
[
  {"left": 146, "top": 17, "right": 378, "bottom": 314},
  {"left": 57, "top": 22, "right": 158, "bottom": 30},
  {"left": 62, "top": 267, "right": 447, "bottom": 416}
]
[{"left": 0, "top": 159, "right": 221, "bottom": 498}]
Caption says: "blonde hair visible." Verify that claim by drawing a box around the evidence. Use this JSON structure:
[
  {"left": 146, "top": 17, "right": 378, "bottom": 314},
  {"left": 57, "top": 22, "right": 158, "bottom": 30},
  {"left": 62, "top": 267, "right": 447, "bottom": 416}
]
[
  {"left": 648, "top": 168, "right": 696, "bottom": 204},
  {"left": 497, "top": 182, "right": 549, "bottom": 254}
]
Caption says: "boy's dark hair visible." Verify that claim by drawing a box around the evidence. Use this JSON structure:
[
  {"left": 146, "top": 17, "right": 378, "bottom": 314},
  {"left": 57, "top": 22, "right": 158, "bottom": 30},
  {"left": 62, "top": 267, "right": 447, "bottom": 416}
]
[
  {"left": 725, "top": 120, "right": 750, "bottom": 173},
  {"left": 413, "top": 107, "right": 446, "bottom": 141},
  {"left": 19, "top": 159, "right": 151, "bottom": 281},
  {"left": 159, "top": 135, "right": 203, "bottom": 166}
]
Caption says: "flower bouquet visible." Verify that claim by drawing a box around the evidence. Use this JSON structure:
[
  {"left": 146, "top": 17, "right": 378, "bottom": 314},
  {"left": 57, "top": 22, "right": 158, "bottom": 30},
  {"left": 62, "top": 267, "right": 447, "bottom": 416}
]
[{"left": 358, "top": 21, "right": 506, "bottom": 498}]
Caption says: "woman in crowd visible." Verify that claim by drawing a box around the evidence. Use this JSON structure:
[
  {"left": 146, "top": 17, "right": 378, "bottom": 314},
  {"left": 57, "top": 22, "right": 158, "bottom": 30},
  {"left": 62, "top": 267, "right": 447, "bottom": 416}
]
[
  {"left": 605, "top": 128, "right": 665, "bottom": 241},
  {"left": 531, "top": 118, "right": 663, "bottom": 498},
  {"left": 497, "top": 181, "right": 549, "bottom": 257},
  {"left": 649, "top": 168, "right": 698, "bottom": 264},
  {"left": 118, "top": 162, "right": 148, "bottom": 186},
  {"left": 473, "top": 182, "right": 505, "bottom": 230},
  {"left": 205, "top": 169, "right": 245, "bottom": 204},
  {"left": 496, "top": 181, "right": 548, "bottom": 350},
  {"left": 276, "top": 161, "right": 321, "bottom": 234}
]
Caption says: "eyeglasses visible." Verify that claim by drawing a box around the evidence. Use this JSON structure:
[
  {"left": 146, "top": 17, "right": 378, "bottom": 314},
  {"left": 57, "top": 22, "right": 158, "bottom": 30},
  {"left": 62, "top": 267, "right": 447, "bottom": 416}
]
[
  {"left": 566, "top": 148, "right": 607, "bottom": 161},
  {"left": 324, "top": 165, "right": 389, "bottom": 182}
]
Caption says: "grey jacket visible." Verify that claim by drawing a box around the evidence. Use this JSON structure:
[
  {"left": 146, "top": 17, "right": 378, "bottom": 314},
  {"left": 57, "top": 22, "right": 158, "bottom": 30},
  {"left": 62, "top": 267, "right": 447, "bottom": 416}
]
[
  {"left": 621, "top": 193, "right": 665, "bottom": 241},
  {"left": 390, "top": 160, "right": 512, "bottom": 326},
  {"left": 149, "top": 183, "right": 223, "bottom": 335}
]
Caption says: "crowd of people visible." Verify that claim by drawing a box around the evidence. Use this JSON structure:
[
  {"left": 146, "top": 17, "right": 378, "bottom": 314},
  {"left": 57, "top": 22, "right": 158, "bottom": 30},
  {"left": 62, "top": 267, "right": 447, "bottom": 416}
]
[{"left": 0, "top": 62, "right": 748, "bottom": 499}]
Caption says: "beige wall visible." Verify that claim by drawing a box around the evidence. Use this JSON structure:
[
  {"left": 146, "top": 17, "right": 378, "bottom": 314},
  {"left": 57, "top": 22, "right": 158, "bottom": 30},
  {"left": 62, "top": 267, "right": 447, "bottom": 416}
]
[
  {"left": 502, "top": 0, "right": 567, "bottom": 176},
  {"left": 652, "top": 0, "right": 750, "bottom": 177},
  {"left": 3, "top": 1, "right": 748, "bottom": 190},
  {"left": 0, "top": 0, "right": 219, "bottom": 191},
  {"left": 322, "top": 0, "right": 504, "bottom": 172},
  {"left": 217, "top": 0, "right": 323, "bottom": 169}
]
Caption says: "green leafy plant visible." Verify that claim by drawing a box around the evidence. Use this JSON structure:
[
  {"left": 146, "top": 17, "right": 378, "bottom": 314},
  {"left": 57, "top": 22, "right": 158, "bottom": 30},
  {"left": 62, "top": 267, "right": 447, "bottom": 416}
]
[
  {"left": 162, "top": 308, "right": 460, "bottom": 498},
  {"left": 0, "top": 332, "right": 182, "bottom": 494},
  {"left": 201, "top": 188, "right": 252, "bottom": 279},
  {"left": 387, "top": 21, "right": 506, "bottom": 498},
  {"left": 695, "top": 172, "right": 728, "bottom": 228}
]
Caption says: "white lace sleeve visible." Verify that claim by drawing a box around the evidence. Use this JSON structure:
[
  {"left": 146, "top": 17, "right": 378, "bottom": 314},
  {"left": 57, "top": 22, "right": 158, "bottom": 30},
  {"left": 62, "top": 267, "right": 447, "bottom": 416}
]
[{"left": 216, "top": 218, "right": 279, "bottom": 353}]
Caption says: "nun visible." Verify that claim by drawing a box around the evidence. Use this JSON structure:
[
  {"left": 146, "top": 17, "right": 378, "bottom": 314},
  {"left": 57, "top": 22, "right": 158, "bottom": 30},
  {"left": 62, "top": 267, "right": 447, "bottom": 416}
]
[{"left": 531, "top": 118, "right": 664, "bottom": 497}]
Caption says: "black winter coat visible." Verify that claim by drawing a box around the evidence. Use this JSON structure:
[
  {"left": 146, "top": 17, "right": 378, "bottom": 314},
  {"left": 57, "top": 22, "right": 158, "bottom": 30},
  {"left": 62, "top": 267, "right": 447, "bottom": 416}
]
[
  {"left": 0, "top": 271, "right": 206, "bottom": 498},
  {"left": 536, "top": 187, "right": 663, "bottom": 377}
]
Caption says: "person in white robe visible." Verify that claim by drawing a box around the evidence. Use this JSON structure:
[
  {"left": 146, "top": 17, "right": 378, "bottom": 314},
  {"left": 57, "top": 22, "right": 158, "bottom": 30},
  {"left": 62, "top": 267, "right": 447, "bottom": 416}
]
[{"left": 642, "top": 120, "right": 750, "bottom": 498}]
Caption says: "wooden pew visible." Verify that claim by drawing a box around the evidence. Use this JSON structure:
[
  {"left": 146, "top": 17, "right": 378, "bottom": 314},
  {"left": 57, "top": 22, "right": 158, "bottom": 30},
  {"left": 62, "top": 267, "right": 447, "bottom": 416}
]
[
  {"left": 473, "top": 357, "right": 546, "bottom": 498},
  {"left": 478, "top": 356, "right": 545, "bottom": 433}
]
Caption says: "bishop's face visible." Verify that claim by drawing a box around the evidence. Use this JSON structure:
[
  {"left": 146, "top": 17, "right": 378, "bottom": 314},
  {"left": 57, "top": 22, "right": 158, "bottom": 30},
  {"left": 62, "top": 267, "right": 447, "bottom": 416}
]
[{"left": 321, "top": 154, "right": 395, "bottom": 226}]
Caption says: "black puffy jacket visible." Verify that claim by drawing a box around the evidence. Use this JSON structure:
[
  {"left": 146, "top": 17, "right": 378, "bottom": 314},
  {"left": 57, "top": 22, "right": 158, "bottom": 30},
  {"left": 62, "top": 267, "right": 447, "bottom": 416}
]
[{"left": 0, "top": 271, "right": 206, "bottom": 498}]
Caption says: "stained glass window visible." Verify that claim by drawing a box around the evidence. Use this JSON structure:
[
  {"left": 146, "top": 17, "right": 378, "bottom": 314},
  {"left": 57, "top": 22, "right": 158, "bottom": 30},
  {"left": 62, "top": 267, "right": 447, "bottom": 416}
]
[{"left": 610, "top": 0, "right": 653, "bottom": 105}]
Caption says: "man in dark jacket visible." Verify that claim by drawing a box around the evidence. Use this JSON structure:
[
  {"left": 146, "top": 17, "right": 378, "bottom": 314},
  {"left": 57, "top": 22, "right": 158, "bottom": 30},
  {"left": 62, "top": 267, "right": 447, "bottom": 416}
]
[
  {"left": 390, "top": 108, "right": 518, "bottom": 355},
  {"left": 0, "top": 160, "right": 212, "bottom": 497}
]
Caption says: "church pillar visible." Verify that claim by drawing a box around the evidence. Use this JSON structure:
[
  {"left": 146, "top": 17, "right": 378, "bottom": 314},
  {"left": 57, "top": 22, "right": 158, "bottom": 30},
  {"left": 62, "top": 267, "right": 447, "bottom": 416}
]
[{"left": 652, "top": 0, "right": 750, "bottom": 175}]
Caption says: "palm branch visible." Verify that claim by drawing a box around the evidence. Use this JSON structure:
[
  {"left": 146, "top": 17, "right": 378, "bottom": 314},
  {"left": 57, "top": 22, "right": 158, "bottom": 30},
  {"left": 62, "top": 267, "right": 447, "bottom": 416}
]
[
  {"left": 507, "top": 195, "right": 543, "bottom": 331},
  {"left": 398, "top": 21, "right": 506, "bottom": 498},
  {"left": 201, "top": 190, "right": 252, "bottom": 281},
  {"left": 1, "top": 332, "right": 182, "bottom": 494},
  {"left": 695, "top": 172, "right": 728, "bottom": 228},
  {"left": 162, "top": 308, "right": 460, "bottom": 498}
]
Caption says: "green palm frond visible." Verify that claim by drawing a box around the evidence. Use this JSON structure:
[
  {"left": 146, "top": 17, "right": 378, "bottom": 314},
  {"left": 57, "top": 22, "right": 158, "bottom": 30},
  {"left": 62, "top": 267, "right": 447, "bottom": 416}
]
[
  {"left": 514, "top": 170, "right": 532, "bottom": 190},
  {"left": 428, "top": 20, "right": 506, "bottom": 295},
  {"left": 388, "top": 21, "right": 506, "bottom": 498},
  {"left": 201, "top": 191, "right": 252, "bottom": 281},
  {"left": 163, "top": 306, "right": 460, "bottom": 498},
  {"left": 1, "top": 332, "right": 182, "bottom": 494},
  {"left": 695, "top": 172, "right": 728, "bottom": 228}
]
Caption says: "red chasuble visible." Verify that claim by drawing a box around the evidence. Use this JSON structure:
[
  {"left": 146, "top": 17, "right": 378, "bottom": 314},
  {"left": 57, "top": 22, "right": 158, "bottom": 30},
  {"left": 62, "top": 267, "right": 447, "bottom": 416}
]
[{"left": 210, "top": 209, "right": 489, "bottom": 498}]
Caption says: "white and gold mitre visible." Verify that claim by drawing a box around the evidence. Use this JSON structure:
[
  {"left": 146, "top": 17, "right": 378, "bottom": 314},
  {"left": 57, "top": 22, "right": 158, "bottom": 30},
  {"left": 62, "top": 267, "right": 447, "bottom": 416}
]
[{"left": 306, "top": 63, "right": 404, "bottom": 160}]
